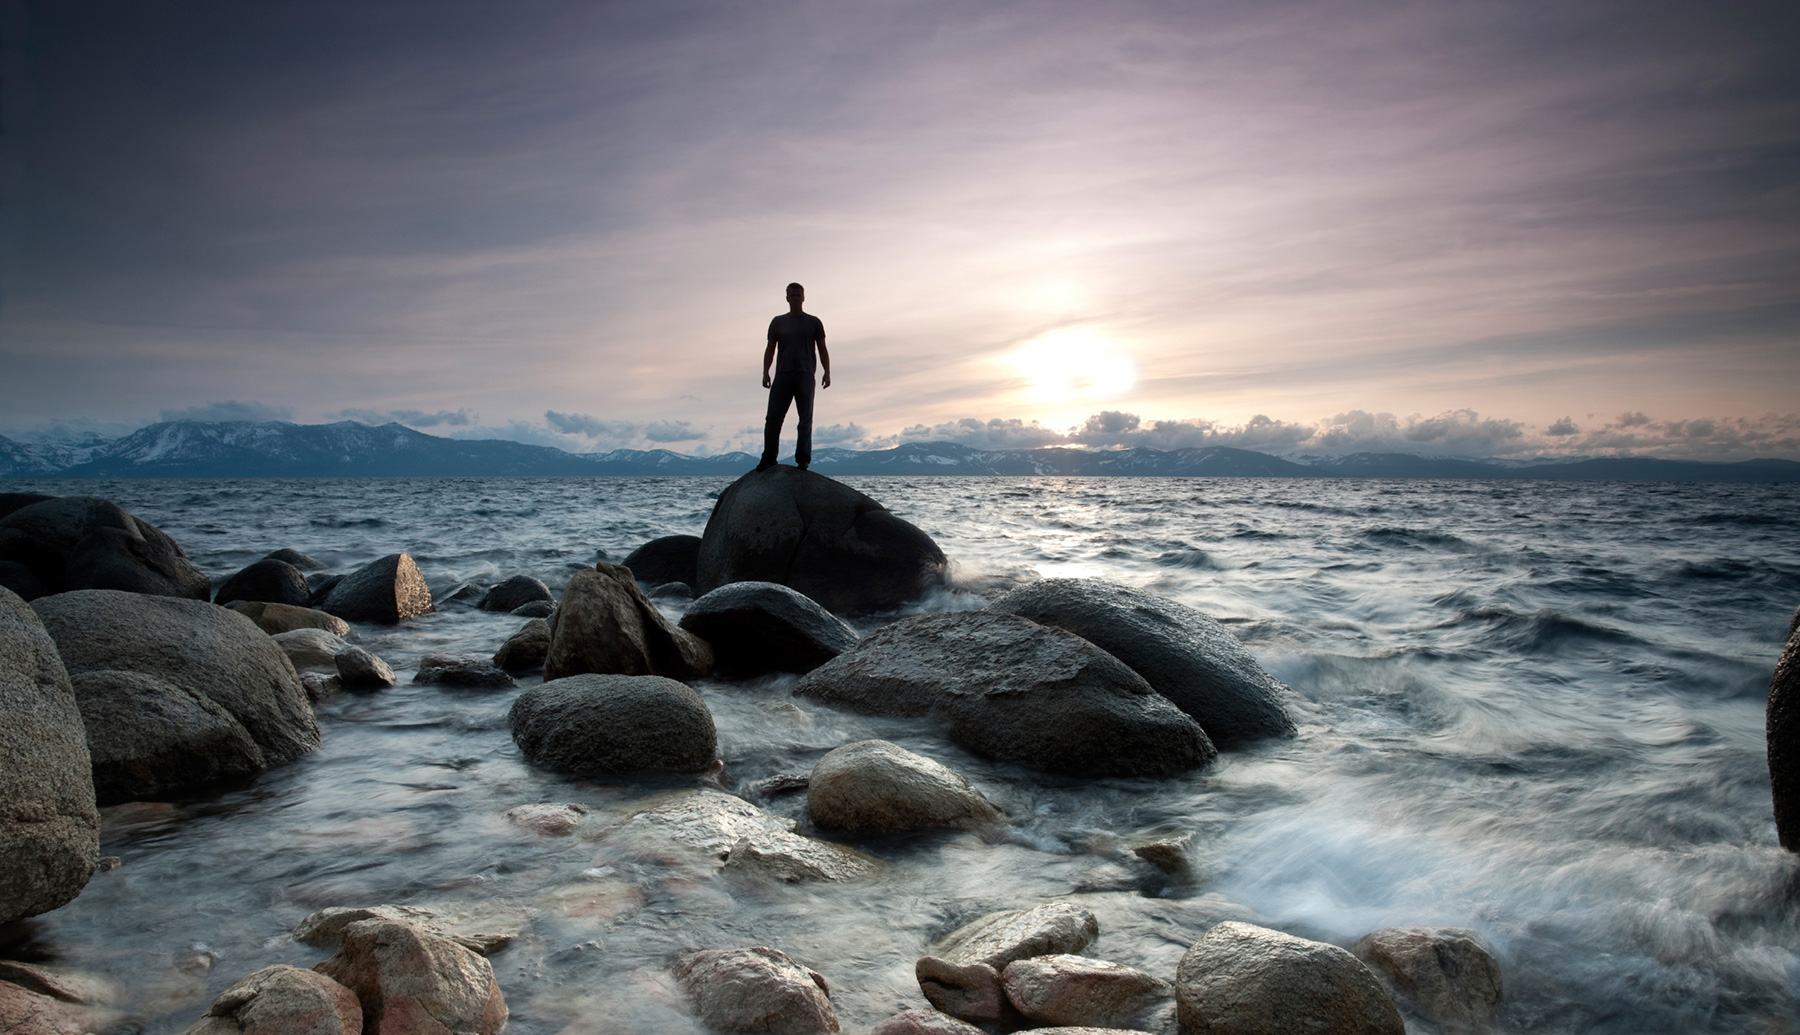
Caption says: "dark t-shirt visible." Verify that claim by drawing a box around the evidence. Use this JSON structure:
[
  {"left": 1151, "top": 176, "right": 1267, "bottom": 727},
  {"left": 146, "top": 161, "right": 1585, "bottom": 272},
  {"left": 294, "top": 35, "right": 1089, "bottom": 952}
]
[{"left": 768, "top": 312, "right": 825, "bottom": 378}]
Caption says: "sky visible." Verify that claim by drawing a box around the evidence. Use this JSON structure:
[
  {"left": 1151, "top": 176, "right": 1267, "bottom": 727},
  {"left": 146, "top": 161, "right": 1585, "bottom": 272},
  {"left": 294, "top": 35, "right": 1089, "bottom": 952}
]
[{"left": 2, "top": 0, "right": 1797, "bottom": 460}]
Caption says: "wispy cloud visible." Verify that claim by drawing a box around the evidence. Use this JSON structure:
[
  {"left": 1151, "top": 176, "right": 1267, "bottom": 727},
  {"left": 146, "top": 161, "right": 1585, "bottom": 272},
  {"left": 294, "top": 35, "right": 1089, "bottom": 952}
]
[
  {"left": 336, "top": 408, "right": 477, "bottom": 428},
  {"left": 159, "top": 401, "right": 295, "bottom": 423}
]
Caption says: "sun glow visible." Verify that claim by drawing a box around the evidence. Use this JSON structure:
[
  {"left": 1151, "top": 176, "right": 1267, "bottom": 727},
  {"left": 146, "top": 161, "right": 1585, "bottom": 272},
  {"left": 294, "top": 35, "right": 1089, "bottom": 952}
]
[{"left": 1009, "top": 329, "right": 1137, "bottom": 405}]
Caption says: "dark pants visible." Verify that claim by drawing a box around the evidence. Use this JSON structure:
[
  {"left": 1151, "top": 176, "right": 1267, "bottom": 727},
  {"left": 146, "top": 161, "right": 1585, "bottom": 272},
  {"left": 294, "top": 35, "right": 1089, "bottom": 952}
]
[{"left": 762, "top": 368, "right": 815, "bottom": 467}]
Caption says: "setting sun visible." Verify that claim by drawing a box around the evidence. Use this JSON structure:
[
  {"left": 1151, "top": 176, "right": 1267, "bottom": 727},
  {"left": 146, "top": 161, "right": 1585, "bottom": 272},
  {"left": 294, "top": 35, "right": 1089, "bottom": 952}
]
[{"left": 1009, "top": 329, "right": 1137, "bottom": 405}]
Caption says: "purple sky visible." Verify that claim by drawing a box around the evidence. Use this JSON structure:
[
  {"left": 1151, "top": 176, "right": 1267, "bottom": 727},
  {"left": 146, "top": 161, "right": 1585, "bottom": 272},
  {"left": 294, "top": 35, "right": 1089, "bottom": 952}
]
[{"left": 3, "top": 0, "right": 1797, "bottom": 459}]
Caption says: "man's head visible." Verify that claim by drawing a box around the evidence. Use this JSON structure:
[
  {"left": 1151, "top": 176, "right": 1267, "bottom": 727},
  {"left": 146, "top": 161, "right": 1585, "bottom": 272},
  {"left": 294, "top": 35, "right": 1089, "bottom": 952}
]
[{"left": 786, "top": 282, "right": 804, "bottom": 308}]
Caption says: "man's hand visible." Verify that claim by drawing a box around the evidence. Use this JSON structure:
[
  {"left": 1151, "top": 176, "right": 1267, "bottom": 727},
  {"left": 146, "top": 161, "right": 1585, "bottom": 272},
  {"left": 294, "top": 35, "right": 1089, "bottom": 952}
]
[
  {"left": 821, "top": 370, "right": 832, "bottom": 389},
  {"left": 762, "top": 372, "right": 772, "bottom": 389}
]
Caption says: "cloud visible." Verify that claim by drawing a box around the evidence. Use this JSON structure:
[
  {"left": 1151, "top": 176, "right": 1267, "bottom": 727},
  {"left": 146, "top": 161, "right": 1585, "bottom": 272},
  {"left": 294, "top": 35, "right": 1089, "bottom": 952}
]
[
  {"left": 159, "top": 401, "right": 294, "bottom": 423},
  {"left": 338, "top": 408, "right": 476, "bottom": 428},
  {"left": 1546, "top": 416, "right": 1579, "bottom": 436},
  {"left": 643, "top": 421, "right": 705, "bottom": 443},
  {"left": 1559, "top": 412, "right": 1800, "bottom": 459},
  {"left": 539, "top": 411, "right": 711, "bottom": 449},
  {"left": 813, "top": 423, "right": 875, "bottom": 447},
  {"left": 543, "top": 410, "right": 626, "bottom": 437},
  {"left": 896, "top": 418, "right": 1069, "bottom": 450}
]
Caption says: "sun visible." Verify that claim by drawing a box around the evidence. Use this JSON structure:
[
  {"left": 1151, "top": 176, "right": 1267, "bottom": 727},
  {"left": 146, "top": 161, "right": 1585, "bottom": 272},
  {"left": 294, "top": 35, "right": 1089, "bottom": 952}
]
[{"left": 1009, "top": 329, "right": 1137, "bottom": 405}]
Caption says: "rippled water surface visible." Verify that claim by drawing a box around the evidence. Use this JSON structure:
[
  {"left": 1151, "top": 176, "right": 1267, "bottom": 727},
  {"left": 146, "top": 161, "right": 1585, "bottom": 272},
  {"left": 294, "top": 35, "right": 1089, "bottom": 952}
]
[{"left": 7, "top": 476, "right": 1800, "bottom": 1033}]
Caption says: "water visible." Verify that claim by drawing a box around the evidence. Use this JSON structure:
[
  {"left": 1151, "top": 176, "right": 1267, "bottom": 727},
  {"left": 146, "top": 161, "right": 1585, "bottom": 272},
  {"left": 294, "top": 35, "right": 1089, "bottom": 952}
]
[{"left": 5, "top": 476, "right": 1799, "bottom": 1033}]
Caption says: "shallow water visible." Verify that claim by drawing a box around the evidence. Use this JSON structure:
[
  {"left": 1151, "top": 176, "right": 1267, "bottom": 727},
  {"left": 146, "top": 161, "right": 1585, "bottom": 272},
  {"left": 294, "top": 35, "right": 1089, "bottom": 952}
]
[{"left": 5, "top": 476, "right": 1799, "bottom": 1033}]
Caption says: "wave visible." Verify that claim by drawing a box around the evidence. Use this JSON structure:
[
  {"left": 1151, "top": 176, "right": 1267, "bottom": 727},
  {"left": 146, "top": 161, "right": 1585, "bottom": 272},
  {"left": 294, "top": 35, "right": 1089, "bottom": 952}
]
[
  {"left": 1447, "top": 606, "right": 1643, "bottom": 653},
  {"left": 309, "top": 516, "right": 387, "bottom": 528},
  {"left": 1361, "top": 526, "right": 1474, "bottom": 551},
  {"left": 1156, "top": 548, "right": 1225, "bottom": 570}
]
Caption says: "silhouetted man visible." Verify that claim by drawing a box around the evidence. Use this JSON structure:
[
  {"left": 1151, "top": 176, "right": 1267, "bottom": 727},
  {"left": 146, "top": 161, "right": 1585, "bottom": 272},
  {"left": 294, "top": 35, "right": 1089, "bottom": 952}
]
[{"left": 758, "top": 282, "right": 831, "bottom": 471}]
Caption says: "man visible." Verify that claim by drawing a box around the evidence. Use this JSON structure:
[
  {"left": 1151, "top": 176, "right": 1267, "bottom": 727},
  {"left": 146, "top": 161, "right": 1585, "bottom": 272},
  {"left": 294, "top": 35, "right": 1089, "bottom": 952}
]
[{"left": 758, "top": 282, "right": 831, "bottom": 471}]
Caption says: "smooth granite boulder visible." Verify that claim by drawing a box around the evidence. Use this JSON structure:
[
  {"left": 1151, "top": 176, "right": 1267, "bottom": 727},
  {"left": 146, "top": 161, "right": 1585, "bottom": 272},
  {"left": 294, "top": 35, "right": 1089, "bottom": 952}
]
[
  {"left": 510, "top": 673, "right": 717, "bottom": 775},
  {"left": 492, "top": 618, "right": 551, "bottom": 671},
  {"left": 72, "top": 669, "right": 266, "bottom": 804},
  {"left": 225, "top": 601, "right": 350, "bottom": 636},
  {"left": 543, "top": 564, "right": 712, "bottom": 681},
  {"left": 180, "top": 965, "right": 361, "bottom": 1035},
  {"left": 622, "top": 534, "right": 702, "bottom": 587},
  {"left": 0, "top": 496, "right": 209, "bottom": 602},
  {"left": 992, "top": 579, "right": 1296, "bottom": 746},
  {"left": 33, "top": 590, "right": 320, "bottom": 796},
  {"left": 795, "top": 611, "right": 1215, "bottom": 776},
  {"left": 313, "top": 920, "right": 506, "bottom": 1035},
  {"left": 320, "top": 553, "right": 432, "bottom": 624},
  {"left": 1769, "top": 605, "right": 1800, "bottom": 851},
  {"left": 1001, "top": 954, "right": 1171, "bottom": 1030},
  {"left": 214, "top": 558, "right": 312, "bottom": 608},
  {"left": 674, "top": 946, "right": 838, "bottom": 1035},
  {"left": 807, "top": 740, "right": 1002, "bottom": 833},
  {"left": 0, "top": 586, "right": 98, "bottom": 925},
  {"left": 479, "top": 575, "right": 552, "bottom": 613},
  {"left": 1353, "top": 926, "right": 1503, "bottom": 1033},
  {"left": 334, "top": 647, "right": 396, "bottom": 691},
  {"left": 415, "top": 654, "right": 516, "bottom": 689},
  {"left": 264, "top": 548, "right": 325, "bottom": 570},
  {"left": 680, "top": 581, "right": 858, "bottom": 675},
  {"left": 696, "top": 467, "right": 947, "bottom": 615},
  {"left": 272, "top": 628, "right": 353, "bottom": 671},
  {"left": 918, "top": 902, "right": 1100, "bottom": 1024},
  {"left": 0, "top": 493, "right": 56, "bottom": 520},
  {"left": 868, "top": 1010, "right": 985, "bottom": 1035},
  {"left": 1176, "top": 922, "right": 1403, "bottom": 1035}
]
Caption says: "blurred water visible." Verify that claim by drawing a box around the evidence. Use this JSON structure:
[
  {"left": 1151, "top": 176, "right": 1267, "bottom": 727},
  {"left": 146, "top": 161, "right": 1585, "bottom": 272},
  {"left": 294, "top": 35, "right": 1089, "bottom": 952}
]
[{"left": 5, "top": 476, "right": 1799, "bottom": 1033}]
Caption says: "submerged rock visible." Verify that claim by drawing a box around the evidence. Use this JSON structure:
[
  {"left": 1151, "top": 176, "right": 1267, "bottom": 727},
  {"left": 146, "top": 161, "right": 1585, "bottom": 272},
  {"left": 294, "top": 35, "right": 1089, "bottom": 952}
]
[
  {"left": 695, "top": 467, "right": 947, "bottom": 615},
  {"left": 807, "top": 739, "right": 1002, "bottom": 833},
  {"left": 314, "top": 919, "right": 506, "bottom": 1035},
  {"left": 479, "top": 575, "right": 552, "bottom": 613},
  {"left": 991, "top": 578, "right": 1296, "bottom": 746},
  {"left": 320, "top": 553, "right": 433, "bottom": 624},
  {"left": 673, "top": 946, "right": 839, "bottom": 1035},
  {"left": 493, "top": 618, "right": 552, "bottom": 671},
  {"left": 543, "top": 564, "right": 712, "bottom": 681},
  {"left": 510, "top": 674, "right": 716, "bottom": 775},
  {"left": 503, "top": 802, "right": 588, "bottom": 835},
  {"left": 1353, "top": 926, "right": 1503, "bottom": 1033},
  {"left": 415, "top": 654, "right": 516, "bottom": 689},
  {"left": 180, "top": 965, "right": 360, "bottom": 1035},
  {"left": 1769, "top": 605, "right": 1800, "bottom": 851},
  {"left": 796, "top": 612, "right": 1215, "bottom": 777},
  {"left": 0, "top": 496, "right": 210, "bottom": 602},
  {"left": 296, "top": 903, "right": 526, "bottom": 958},
  {"left": 607, "top": 789, "right": 877, "bottom": 882},
  {"left": 0, "top": 586, "right": 98, "bottom": 926},
  {"left": 214, "top": 558, "right": 311, "bottom": 608},
  {"left": 680, "top": 581, "right": 858, "bottom": 675},
  {"left": 622, "top": 534, "right": 702, "bottom": 587},
  {"left": 1175, "top": 921, "right": 1402, "bottom": 1035},
  {"left": 225, "top": 600, "right": 350, "bottom": 637},
  {"left": 1000, "top": 954, "right": 1170, "bottom": 1029}
]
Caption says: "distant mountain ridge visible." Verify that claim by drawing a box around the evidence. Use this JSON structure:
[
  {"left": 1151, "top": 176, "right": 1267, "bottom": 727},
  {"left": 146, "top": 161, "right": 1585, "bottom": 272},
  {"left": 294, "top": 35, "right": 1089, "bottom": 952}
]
[{"left": 2, "top": 419, "right": 1796, "bottom": 482}]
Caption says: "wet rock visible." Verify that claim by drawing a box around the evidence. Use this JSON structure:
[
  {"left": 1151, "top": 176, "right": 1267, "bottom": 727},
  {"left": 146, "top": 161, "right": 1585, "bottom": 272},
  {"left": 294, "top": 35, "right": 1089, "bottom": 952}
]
[
  {"left": 696, "top": 467, "right": 948, "bottom": 615},
  {"left": 919, "top": 902, "right": 1100, "bottom": 1024},
  {"left": 1769, "top": 606, "right": 1800, "bottom": 851},
  {"left": 673, "top": 946, "right": 838, "bottom": 1035},
  {"left": 180, "top": 964, "right": 360, "bottom": 1035},
  {"left": 306, "top": 573, "right": 344, "bottom": 606},
  {"left": 796, "top": 612, "right": 1215, "bottom": 777},
  {"left": 296, "top": 903, "right": 526, "bottom": 957},
  {"left": 0, "top": 980, "right": 120, "bottom": 1035},
  {"left": 214, "top": 558, "right": 312, "bottom": 607},
  {"left": 1353, "top": 927, "right": 1503, "bottom": 1032},
  {"left": 511, "top": 673, "right": 715, "bottom": 774},
  {"left": 1001, "top": 954, "right": 1171, "bottom": 1029},
  {"left": 479, "top": 575, "right": 552, "bottom": 613},
  {"left": 274, "top": 627, "right": 353, "bottom": 671},
  {"left": 0, "top": 961, "right": 122, "bottom": 1008},
  {"left": 622, "top": 534, "right": 702, "bottom": 587},
  {"left": 314, "top": 919, "right": 506, "bottom": 1035},
  {"left": 992, "top": 578, "right": 1296, "bottom": 746},
  {"left": 1175, "top": 921, "right": 1403, "bottom": 1035},
  {"left": 33, "top": 590, "right": 319, "bottom": 792},
  {"left": 543, "top": 564, "right": 712, "bottom": 681},
  {"left": 0, "top": 496, "right": 211, "bottom": 602},
  {"left": 679, "top": 581, "right": 858, "bottom": 676},
  {"left": 511, "top": 599, "right": 554, "bottom": 618},
  {"left": 492, "top": 618, "right": 551, "bottom": 671},
  {"left": 504, "top": 801, "right": 588, "bottom": 835},
  {"left": 265, "top": 548, "right": 325, "bottom": 570},
  {"left": 335, "top": 646, "right": 396, "bottom": 691},
  {"left": 225, "top": 600, "right": 350, "bottom": 636},
  {"left": 807, "top": 739, "right": 1002, "bottom": 833},
  {"left": 650, "top": 582, "right": 693, "bottom": 601},
  {"left": 0, "top": 492, "right": 56, "bottom": 520},
  {"left": 915, "top": 957, "right": 1009, "bottom": 1025},
  {"left": 0, "top": 586, "right": 98, "bottom": 925},
  {"left": 300, "top": 671, "right": 339, "bottom": 702},
  {"left": 415, "top": 654, "right": 516, "bottom": 689},
  {"left": 868, "top": 1008, "right": 986, "bottom": 1035},
  {"left": 320, "top": 553, "right": 433, "bottom": 624},
  {"left": 608, "top": 789, "right": 877, "bottom": 882},
  {"left": 441, "top": 583, "right": 487, "bottom": 607},
  {"left": 1129, "top": 833, "right": 1195, "bottom": 878},
  {"left": 73, "top": 669, "right": 267, "bottom": 804}
]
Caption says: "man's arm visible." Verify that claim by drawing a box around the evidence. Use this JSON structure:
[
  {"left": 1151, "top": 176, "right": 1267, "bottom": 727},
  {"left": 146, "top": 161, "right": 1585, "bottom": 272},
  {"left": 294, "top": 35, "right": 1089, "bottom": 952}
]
[
  {"left": 817, "top": 337, "right": 831, "bottom": 389},
  {"left": 762, "top": 340, "right": 776, "bottom": 389}
]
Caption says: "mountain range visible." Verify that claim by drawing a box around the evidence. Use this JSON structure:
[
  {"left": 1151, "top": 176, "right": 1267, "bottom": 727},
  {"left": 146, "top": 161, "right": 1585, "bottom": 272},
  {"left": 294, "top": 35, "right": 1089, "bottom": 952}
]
[{"left": 3, "top": 420, "right": 1797, "bottom": 482}]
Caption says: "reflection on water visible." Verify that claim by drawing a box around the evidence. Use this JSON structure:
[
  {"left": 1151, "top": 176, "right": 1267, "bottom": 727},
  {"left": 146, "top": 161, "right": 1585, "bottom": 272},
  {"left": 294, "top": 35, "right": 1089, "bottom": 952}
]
[{"left": 6, "top": 476, "right": 1800, "bottom": 1032}]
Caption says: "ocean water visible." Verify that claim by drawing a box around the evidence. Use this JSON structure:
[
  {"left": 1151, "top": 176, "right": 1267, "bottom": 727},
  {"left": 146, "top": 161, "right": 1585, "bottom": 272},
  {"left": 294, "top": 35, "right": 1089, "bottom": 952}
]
[{"left": 5, "top": 475, "right": 1799, "bottom": 1033}]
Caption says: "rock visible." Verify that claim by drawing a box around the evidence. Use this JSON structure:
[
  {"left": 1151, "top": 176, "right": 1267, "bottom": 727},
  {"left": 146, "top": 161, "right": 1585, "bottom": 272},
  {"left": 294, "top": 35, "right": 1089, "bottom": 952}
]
[
  {"left": 0, "top": 980, "right": 120, "bottom": 1035},
  {"left": 695, "top": 467, "right": 948, "bottom": 615},
  {"left": 0, "top": 492, "right": 56, "bottom": 520},
  {"left": 673, "top": 946, "right": 838, "bottom": 1035},
  {"left": 679, "top": 581, "right": 859, "bottom": 676},
  {"left": 510, "top": 599, "right": 554, "bottom": 618},
  {"left": 307, "top": 573, "right": 343, "bottom": 606},
  {"left": 807, "top": 740, "right": 1002, "bottom": 833},
  {"left": 479, "top": 575, "right": 552, "bottom": 613},
  {"left": 414, "top": 654, "right": 516, "bottom": 689},
  {"left": 32, "top": 590, "right": 319, "bottom": 797},
  {"left": 300, "top": 671, "right": 339, "bottom": 701},
  {"left": 1129, "top": 834, "right": 1195, "bottom": 878},
  {"left": 868, "top": 1009, "right": 986, "bottom": 1035},
  {"left": 314, "top": 919, "right": 506, "bottom": 1035},
  {"left": 1769, "top": 606, "right": 1800, "bottom": 851},
  {"left": 503, "top": 802, "right": 588, "bottom": 835},
  {"left": 0, "top": 560, "right": 50, "bottom": 601},
  {"left": 296, "top": 903, "right": 526, "bottom": 957},
  {"left": 265, "top": 548, "right": 325, "bottom": 570},
  {"left": 274, "top": 627, "right": 353, "bottom": 671},
  {"left": 622, "top": 534, "right": 703, "bottom": 587},
  {"left": 0, "top": 586, "right": 98, "bottom": 925},
  {"left": 0, "top": 496, "right": 210, "bottom": 601},
  {"left": 1001, "top": 955, "right": 1171, "bottom": 1029},
  {"left": 918, "top": 902, "right": 1100, "bottom": 1023},
  {"left": 180, "top": 964, "right": 360, "bottom": 1035},
  {"left": 226, "top": 600, "right": 351, "bottom": 636},
  {"left": 795, "top": 612, "right": 1215, "bottom": 777},
  {"left": 336, "top": 646, "right": 396, "bottom": 691},
  {"left": 607, "top": 789, "right": 877, "bottom": 882},
  {"left": 320, "top": 553, "right": 433, "bottom": 624},
  {"left": 542, "top": 564, "right": 712, "bottom": 681},
  {"left": 510, "top": 673, "right": 715, "bottom": 775},
  {"left": 441, "top": 583, "right": 486, "bottom": 607},
  {"left": 492, "top": 619, "right": 551, "bottom": 671},
  {"left": 1353, "top": 927, "right": 1503, "bottom": 1032},
  {"left": 649, "top": 582, "right": 693, "bottom": 601},
  {"left": 72, "top": 669, "right": 267, "bottom": 804},
  {"left": 991, "top": 579, "right": 1296, "bottom": 746},
  {"left": 0, "top": 961, "right": 122, "bottom": 1007},
  {"left": 1175, "top": 921, "right": 1403, "bottom": 1035},
  {"left": 214, "top": 558, "right": 312, "bottom": 608}
]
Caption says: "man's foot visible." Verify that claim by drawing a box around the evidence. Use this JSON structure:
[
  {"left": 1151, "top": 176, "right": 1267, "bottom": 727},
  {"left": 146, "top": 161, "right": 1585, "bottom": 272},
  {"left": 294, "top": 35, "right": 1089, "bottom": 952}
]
[
  {"left": 796, "top": 462, "right": 809, "bottom": 471},
  {"left": 754, "top": 460, "right": 776, "bottom": 472}
]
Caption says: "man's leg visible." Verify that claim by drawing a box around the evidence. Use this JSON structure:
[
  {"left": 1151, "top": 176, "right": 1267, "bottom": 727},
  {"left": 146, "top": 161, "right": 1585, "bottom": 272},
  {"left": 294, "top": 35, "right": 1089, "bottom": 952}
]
[
  {"left": 761, "top": 379, "right": 795, "bottom": 469},
  {"left": 793, "top": 375, "right": 816, "bottom": 469}
]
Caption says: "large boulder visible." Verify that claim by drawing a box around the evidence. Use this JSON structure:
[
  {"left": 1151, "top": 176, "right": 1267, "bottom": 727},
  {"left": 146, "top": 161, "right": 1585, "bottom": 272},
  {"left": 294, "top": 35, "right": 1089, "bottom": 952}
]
[
  {"left": 0, "top": 496, "right": 209, "bottom": 602},
  {"left": 1000, "top": 955, "right": 1170, "bottom": 1030},
  {"left": 71, "top": 670, "right": 267, "bottom": 804},
  {"left": 1353, "top": 927, "right": 1502, "bottom": 1033},
  {"left": 273, "top": 628, "right": 353, "bottom": 671},
  {"left": 180, "top": 965, "right": 361, "bottom": 1035},
  {"left": 795, "top": 612, "right": 1215, "bottom": 777},
  {"left": 313, "top": 919, "right": 506, "bottom": 1035},
  {"left": 917, "top": 902, "right": 1099, "bottom": 1024},
  {"left": 622, "top": 534, "right": 702, "bottom": 587},
  {"left": 807, "top": 740, "right": 1002, "bottom": 833},
  {"left": 510, "top": 674, "right": 717, "bottom": 775},
  {"left": 542, "top": 564, "right": 712, "bottom": 681},
  {"left": 214, "top": 558, "right": 312, "bottom": 608},
  {"left": 320, "top": 553, "right": 433, "bottom": 624},
  {"left": 1769, "top": 605, "right": 1800, "bottom": 851},
  {"left": 492, "top": 619, "right": 551, "bottom": 671},
  {"left": 225, "top": 601, "right": 350, "bottom": 636},
  {"left": 0, "top": 586, "right": 98, "bottom": 925},
  {"left": 264, "top": 548, "right": 325, "bottom": 570},
  {"left": 1175, "top": 921, "right": 1403, "bottom": 1035},
  {"left": 478, "top": 575, "right": 552, "bottom": 613},
  {"left": 32, "top": 590, "right": 320, "bottom": 799},
  {"left": 674, "top": 946, "right": 839, "bottom": 1035},
  {"left": 679, "top": 581, "right": 858, "bottom": 675},
  {"left": 696, "top": 467, "right": 947, "bottom": 615},
  {"left": 992, "top": 579, "right": 1296, "bottom": 746}
]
